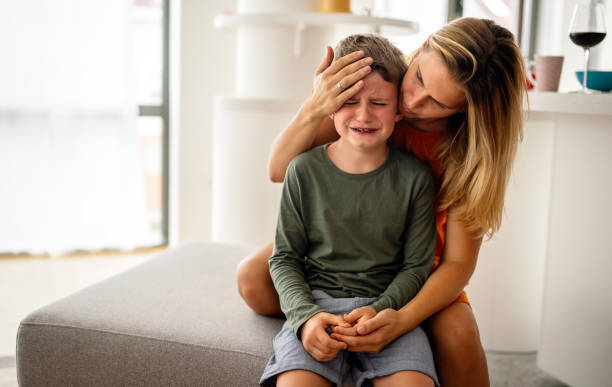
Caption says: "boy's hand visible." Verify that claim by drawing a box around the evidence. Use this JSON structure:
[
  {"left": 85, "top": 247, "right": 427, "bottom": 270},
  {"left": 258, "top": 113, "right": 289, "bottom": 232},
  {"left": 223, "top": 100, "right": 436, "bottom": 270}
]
[
  {"left": 301, "top": 312, "right": 348, "bottom": 362},
  {"left": 332, "top": 306, "right": 377, "bottom": 336}
]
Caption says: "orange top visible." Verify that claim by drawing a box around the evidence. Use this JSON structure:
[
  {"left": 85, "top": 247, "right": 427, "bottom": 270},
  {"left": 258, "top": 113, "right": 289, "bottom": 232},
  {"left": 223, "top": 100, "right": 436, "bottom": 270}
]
[{"left": 390, "top": 120, "right": 470, "bottom": 305}]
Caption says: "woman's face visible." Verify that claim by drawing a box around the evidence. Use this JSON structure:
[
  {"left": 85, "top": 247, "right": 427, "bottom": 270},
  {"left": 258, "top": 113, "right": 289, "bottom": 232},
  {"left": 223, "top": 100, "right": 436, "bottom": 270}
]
[{"left": 400, "top": 50, "right": 466, "bottom": 121}]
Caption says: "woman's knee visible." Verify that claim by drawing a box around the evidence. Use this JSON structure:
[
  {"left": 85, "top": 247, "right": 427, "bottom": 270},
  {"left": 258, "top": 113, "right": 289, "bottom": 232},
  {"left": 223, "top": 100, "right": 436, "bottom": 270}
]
[
  {"left": 426, "top": 302, "right": 489, "bottom": 386},
  {"left": 235, "top": 243, "right": 280, "bottom": 315},
  {"left": 427, "top": 302, "right": 484, "bottom": 357}
]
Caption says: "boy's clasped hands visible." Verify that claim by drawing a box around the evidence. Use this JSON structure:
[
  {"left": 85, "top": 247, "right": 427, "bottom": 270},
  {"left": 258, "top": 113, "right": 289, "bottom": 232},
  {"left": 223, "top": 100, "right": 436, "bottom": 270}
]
[{"left": 300, "top": 306, "right": 378, "bottom": 362}]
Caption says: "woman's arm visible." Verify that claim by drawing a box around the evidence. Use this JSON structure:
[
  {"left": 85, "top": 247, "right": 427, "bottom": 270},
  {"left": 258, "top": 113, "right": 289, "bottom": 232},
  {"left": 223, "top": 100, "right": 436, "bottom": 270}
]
[
  {"left": 268, "top": 46, "right": 374, "bottom": 182},
  {"left": 331, "top": 207, "right": 483, "bottom": 353}
]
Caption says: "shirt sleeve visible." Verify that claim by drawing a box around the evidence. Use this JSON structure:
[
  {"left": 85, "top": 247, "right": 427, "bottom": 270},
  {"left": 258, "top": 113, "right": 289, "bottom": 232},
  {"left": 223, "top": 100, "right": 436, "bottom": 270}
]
[
  {"left": 370, "top": 168, "right": 437, "bottom": 312},
  {"left": 268, "top": 160, "right": 323, "bottom": 336}
]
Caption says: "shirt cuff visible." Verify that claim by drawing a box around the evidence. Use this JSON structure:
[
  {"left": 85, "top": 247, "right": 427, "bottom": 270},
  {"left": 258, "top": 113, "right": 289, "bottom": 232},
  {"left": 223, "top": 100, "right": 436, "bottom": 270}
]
[
  {"left": 289, "top": 304, "right": 325, "bottom": 338},
  {"left": 370, "top": 297, "right": 392, "bottom": 313}
]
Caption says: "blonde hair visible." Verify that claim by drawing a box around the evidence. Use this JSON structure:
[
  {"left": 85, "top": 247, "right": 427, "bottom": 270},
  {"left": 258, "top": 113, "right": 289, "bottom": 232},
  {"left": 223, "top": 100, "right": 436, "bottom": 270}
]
[
  {"left": 334, "top": 34, "right": 407, "bottom": 88},
  {"left": 424, "top": 18, "right": 527, "bottom": 237}
]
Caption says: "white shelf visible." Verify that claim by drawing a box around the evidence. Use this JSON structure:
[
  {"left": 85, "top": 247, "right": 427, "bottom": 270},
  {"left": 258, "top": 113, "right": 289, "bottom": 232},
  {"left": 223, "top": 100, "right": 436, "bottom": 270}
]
[
  {"left": 214, "top": 12, "right": 418, "bottom": 33},
  {"left": 527, "top": 91, "right": 612, "bottom": 117}
]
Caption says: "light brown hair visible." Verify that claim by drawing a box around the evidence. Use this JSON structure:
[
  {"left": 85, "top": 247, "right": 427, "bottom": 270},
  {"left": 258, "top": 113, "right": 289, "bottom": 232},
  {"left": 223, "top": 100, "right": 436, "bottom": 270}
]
[
  {"left": 421, "top": 17, "right": 527, "bottom": 237},
  {"left": 334, "top": 33, "right": 407, "bottom": 88}
]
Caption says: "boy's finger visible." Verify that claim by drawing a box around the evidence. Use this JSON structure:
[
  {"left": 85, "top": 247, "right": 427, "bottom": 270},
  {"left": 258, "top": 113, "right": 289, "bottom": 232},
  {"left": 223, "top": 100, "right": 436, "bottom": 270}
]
[
  {"left": 330, "top": 333, "right": 361, "bottom": 348},
  {"left": 322, "top": 313, "right": 347, "bottom": 327},
  {"left": 343, "top": 308, "right": 363, "bottom": 324},
  {"left": 323, "top": 335, "right": 347, "bottom": 351},
  {"left": 332, "top": 325, "right": 358, "bottom": 336}
]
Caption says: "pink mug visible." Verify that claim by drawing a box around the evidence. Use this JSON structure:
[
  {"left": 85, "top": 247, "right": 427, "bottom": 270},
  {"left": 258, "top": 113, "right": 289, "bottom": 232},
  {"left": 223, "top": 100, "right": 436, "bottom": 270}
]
[{"left": 527, "top": 56, "right": 564, "bottom": 92}]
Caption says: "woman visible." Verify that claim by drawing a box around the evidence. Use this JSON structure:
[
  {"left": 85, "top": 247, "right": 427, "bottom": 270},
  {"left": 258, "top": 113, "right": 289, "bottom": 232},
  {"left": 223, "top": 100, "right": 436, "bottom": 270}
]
[{"left": 237, "top": 17, "right": 526, "bottom": 387}]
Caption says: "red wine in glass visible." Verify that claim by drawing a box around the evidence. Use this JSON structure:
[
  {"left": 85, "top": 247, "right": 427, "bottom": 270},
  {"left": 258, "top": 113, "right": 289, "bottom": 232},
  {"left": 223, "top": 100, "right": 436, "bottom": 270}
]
[
  {"left": 569, "top": 3, "right": 607, "bottom": 93},
  {"left": 569, "top": 32, "right": 606, "bottom": 48}
]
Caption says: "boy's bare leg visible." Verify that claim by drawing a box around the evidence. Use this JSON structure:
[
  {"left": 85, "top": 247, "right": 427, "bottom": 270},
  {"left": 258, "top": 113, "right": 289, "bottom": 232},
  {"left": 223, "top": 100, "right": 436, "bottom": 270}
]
[
  {"left": 424, "top": 302, "right": 490, "bottom": 387},
  {"left": 236, "top": 242, "right": 283, "bottom": 316},
  {"left": 372, "top": 371, "right": 434, "bottom": 387},
  {"left": 276, "top": 370, "right": 332, "bottom": 387}
]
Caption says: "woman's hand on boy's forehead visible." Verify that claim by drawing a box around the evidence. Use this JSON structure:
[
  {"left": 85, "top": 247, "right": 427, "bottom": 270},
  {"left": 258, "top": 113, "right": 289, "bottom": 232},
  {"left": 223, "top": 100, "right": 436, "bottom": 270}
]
[{"left": 309, "top": 46, "right": 373, "bottom": 117}]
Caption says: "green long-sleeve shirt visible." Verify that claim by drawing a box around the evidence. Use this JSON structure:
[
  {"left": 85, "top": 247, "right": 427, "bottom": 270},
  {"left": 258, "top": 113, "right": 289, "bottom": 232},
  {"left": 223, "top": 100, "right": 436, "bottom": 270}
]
[{"left": 269, "top": 144, "right": 436, "bottom": 335}]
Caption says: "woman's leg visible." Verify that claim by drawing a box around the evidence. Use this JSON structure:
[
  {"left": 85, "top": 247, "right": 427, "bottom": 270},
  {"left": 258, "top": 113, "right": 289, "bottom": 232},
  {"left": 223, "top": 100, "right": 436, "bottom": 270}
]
[
  {"left": 424, "top": 302, "right": 490, "bottom": 387},
  {"left": 235, "top": 242, "right": 283, "bottom": 316}
]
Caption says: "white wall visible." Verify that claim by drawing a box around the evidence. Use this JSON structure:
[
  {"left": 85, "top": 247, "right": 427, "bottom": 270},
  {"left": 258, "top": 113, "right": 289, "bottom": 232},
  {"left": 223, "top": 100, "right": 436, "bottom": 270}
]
[{"left": 170, "top": 0, "right": 235, "bottom": 244}]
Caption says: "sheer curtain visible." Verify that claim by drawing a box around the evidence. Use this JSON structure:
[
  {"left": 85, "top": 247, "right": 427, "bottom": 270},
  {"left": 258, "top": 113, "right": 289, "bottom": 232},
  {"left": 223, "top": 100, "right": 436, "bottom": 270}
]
[{"left": 0, "top": 0, "right": 159, "bottom": 254}]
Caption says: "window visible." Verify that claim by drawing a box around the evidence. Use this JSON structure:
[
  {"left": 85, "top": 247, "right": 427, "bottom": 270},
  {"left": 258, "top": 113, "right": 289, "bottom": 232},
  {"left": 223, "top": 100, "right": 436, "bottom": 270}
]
[{"left": 0, "top": 0, "right": 169, "bottom": 254}]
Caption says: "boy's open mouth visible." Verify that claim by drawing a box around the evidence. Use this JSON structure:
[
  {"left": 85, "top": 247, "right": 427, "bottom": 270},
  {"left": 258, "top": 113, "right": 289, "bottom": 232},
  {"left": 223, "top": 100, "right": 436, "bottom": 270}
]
[{"left": 351, "top": 127, "right": 377, "bottom": 134}]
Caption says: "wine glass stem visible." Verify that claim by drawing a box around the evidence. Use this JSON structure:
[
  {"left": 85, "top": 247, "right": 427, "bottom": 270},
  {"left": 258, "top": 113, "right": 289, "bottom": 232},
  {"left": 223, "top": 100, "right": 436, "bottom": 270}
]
[{"left": 583, "top": 48, "right": 590, "bottom": 92}]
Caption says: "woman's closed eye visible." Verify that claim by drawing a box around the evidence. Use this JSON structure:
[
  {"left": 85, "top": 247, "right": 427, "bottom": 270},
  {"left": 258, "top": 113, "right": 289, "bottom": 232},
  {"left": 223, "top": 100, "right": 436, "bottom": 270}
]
[{"left": 416, "top": 67, "right": 450, "bottom": 109}]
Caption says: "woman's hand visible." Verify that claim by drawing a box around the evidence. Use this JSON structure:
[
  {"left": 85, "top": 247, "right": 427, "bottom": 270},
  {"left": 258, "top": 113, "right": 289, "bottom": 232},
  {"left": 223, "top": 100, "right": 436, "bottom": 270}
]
[
  {"left": 306, "top": 46, "right": 373, "bottom": 118},
  {"left": 267, "top": 46, "right": 373, "bottom": 183},
  {"left": 331, "top": 308, "right": 406, "bottom": 354}
]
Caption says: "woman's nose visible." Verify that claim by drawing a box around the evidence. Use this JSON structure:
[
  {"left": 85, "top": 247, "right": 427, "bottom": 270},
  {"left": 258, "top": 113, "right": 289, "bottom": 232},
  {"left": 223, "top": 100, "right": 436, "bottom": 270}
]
[{"left": 407, "top": 89, "right": 427, "bottom": 110}]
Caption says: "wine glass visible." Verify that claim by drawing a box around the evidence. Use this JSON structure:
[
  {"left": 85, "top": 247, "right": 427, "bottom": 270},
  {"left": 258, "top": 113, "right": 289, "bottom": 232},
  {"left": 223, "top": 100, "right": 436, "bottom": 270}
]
[{"left": 569, "top": 2, "right": 607, "bottom": 93}]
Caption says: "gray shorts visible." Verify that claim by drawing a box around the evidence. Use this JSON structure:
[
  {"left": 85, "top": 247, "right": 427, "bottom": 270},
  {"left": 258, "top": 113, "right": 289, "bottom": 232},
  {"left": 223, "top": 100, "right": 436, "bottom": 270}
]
[{"left": 260, "top": 290, "right": 438, "bottom": 387}]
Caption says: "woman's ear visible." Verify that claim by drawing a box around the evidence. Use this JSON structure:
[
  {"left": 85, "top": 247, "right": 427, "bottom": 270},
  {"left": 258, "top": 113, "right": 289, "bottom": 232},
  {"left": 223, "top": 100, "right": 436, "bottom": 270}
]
[{"left": 329, "top": 113, "right": 335, "bottom": 120}]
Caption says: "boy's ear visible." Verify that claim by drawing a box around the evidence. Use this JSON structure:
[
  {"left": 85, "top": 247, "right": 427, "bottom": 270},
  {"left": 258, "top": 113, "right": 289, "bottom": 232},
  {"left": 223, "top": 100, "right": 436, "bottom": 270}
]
[
  {"left": 329, "top": 113, "right": 335, "bottom": 120},
  {"left": 394, "top": 111, "right": 403, "bottom": 123}
]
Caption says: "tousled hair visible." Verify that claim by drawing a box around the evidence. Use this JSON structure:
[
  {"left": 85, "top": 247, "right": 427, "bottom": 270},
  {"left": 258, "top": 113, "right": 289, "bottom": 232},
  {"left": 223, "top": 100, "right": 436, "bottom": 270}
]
[
  {"left": 420, "top": 17, "right": 527, "bottom": 237},
  {"left": 334, "top": 33, "right": 407, "bottom": 88}
]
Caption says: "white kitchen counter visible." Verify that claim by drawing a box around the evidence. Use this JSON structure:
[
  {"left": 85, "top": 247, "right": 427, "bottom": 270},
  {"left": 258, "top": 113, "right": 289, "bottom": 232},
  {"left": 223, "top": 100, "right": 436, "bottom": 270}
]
[{"left": 527, "top": 91, "right": 612, "bottom": 116}]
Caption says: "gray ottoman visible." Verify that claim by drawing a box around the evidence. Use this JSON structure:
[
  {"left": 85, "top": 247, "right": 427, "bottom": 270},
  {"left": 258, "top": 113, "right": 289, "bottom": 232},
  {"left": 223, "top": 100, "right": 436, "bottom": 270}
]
[{"left": 16, "top": 242, "right": 284, "bottom": 386}]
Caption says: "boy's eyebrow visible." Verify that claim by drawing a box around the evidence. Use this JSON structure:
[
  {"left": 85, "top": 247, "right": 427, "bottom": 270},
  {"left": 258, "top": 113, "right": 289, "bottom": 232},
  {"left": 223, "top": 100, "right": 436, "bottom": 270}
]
[{"left": 416, "top": 65, "right": 450, "bottom": 109}]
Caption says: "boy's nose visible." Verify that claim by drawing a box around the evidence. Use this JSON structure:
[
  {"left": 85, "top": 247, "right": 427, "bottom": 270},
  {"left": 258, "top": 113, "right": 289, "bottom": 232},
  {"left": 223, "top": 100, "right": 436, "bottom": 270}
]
[{"left": 355, "top": 104, "right": 373, "bottom": 122}]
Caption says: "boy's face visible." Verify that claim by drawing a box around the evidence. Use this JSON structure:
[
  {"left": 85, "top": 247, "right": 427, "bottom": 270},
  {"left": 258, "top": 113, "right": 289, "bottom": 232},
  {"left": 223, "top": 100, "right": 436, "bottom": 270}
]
[{"left": 332, "top": 71, "right": 402, "bottom": 151}]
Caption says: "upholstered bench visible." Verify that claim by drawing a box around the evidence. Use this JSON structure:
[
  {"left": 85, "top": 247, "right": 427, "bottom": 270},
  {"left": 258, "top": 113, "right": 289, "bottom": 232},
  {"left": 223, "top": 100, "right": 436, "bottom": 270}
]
[{"left": 16, "top": 242, "right": 286, "bottom": 386}]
